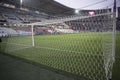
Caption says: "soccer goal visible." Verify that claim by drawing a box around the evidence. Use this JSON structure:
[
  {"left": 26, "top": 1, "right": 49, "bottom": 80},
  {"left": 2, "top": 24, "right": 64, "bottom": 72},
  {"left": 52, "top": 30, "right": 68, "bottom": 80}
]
[
  {"left": 0, "top": 9, "right": 116, "bottom": 80},
  {"left": 0, "top": 25, "right": 33, "bottom": 52}
]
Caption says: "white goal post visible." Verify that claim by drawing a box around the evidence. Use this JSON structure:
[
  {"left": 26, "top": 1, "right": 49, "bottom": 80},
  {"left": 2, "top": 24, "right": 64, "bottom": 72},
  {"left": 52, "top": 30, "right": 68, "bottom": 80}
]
[{"left": 0, "top": 9, "right": 116, "bottom": 80}]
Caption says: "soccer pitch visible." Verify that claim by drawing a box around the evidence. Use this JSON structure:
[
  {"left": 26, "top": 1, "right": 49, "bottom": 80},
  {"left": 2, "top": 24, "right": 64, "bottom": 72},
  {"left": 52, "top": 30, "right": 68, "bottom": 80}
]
[{"left": 0, "top": 32, "right": 120, "bottom": 80}]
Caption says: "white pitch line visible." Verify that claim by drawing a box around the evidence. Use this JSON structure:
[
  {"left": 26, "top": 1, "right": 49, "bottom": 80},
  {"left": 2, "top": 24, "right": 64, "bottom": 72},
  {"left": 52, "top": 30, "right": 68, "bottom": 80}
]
[
  {"left": 6, "top": 46, "right": 31, "bottom": 53},
  {"left": 35, "top": 46, "right": 103, "bottom": 56},
  {"left": 2, "top": 42, "right": 32, "bottom": 47},
  {"left": 1, "top": 42, "right": 103, "bottom": 56},
  {"left": 1, "top": 42, "right": 32, "bottom": 52}
]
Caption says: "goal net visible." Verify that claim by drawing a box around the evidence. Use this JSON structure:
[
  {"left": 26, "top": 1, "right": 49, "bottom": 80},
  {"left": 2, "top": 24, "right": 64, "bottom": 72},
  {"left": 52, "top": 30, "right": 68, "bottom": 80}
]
[
  {"left": 0, "top": 9, "right": 115, "bottom": 80},
  {"left": 0, "top": 25, "right": 33, "bottom": 52}
]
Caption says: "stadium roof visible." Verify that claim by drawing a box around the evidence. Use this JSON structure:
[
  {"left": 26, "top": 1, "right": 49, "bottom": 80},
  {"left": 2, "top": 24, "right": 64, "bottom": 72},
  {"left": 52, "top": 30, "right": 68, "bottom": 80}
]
[
  {"left": 55, "top": 0, "right": 120, "bottom": 9},
  {"left": 1, "top": 0, "right": 75, "bottom": 15}
]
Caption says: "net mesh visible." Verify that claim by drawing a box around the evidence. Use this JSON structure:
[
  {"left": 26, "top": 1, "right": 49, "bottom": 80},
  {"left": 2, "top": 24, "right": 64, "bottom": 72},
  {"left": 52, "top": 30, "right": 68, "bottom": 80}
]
[
  {"left": 0, "top": 25, "right": 32, "bottom": 52},
  {"left": 0, "top": 9, "right": 115, "bottom": 80}
]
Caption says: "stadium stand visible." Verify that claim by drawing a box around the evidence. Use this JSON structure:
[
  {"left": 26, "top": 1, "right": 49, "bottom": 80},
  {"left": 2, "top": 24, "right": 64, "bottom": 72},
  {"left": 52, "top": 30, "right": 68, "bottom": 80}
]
[
  {"left": 0, "top": 27, "right": 17, "bottom": 37},
  {"left": 0, "top": 1, "right": 119, "bottom": 80},
  {"left": 0, "top": 13, "right": 7, "bottom": 24},
  {"left": 3, "top": 13, "right": 22, "bottom": 24},
  {"left": 0, "top": 4, "right": 48, "bottom": 24}
]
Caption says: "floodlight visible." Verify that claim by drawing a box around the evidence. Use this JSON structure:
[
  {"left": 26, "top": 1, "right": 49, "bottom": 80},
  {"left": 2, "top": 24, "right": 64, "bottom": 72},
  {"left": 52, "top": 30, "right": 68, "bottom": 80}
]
[
  {"left": 89, "top": 11, "right": 95, "bottom": 16},
  {"left": 20, "top": 0, "right": 23, "bottom": 4},
  {"left": 75, "top": 9, "right": 79, "bottom": 14}
]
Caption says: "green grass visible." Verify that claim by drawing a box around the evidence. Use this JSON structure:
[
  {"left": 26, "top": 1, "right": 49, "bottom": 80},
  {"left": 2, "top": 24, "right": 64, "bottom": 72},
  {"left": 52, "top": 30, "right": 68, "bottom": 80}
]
[
  {"left": 112, "top": 32, "right": 120, "bottom": 80},
  {"left": 0, "top": 32, "right": 119, "bottom": 80}
]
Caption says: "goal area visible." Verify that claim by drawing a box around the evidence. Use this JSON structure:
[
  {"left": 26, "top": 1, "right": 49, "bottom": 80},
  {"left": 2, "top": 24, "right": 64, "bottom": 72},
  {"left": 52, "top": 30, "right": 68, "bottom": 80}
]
[{"left": 0, "top": 9, "right": 116, "bottom": 80}]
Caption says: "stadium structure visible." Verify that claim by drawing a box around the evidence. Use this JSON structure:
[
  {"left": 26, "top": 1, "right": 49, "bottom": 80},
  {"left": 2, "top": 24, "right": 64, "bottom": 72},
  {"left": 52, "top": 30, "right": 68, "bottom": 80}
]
[
  {"left": 0, "top": 0, "right": 119, "bottom": 80},
  {"left": 117, "top": 7, "right": 120, "bottom": 31}
]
